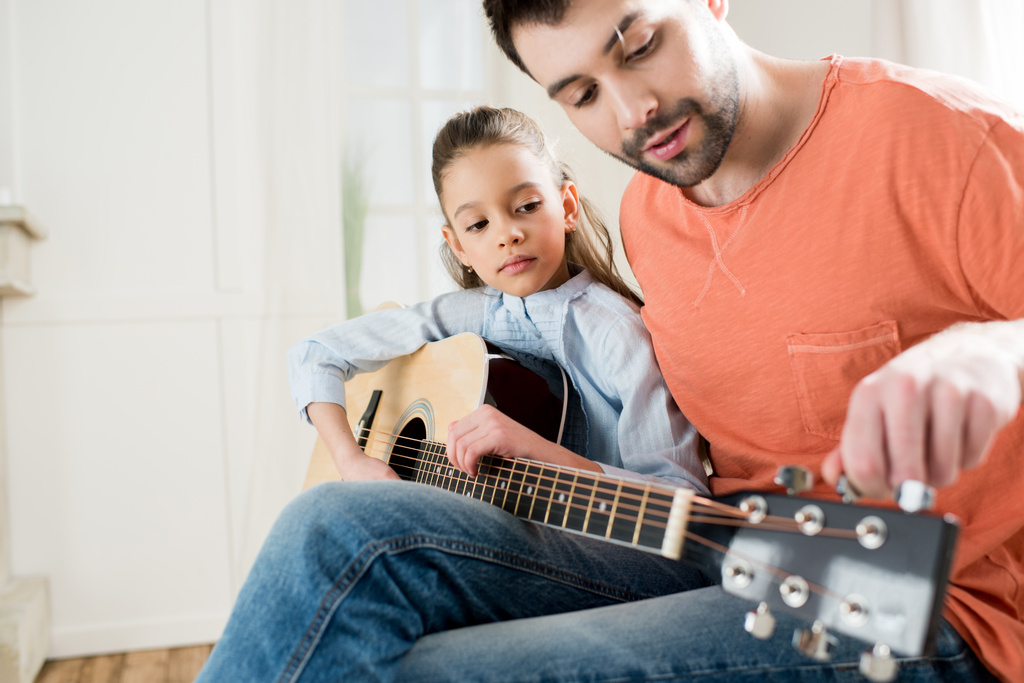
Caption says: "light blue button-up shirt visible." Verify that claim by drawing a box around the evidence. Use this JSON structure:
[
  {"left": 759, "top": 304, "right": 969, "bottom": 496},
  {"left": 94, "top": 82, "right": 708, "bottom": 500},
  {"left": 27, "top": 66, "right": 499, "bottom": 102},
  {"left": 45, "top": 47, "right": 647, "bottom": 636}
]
[{"left": 288, "top": 266, "right": 708, "bottom": 492}]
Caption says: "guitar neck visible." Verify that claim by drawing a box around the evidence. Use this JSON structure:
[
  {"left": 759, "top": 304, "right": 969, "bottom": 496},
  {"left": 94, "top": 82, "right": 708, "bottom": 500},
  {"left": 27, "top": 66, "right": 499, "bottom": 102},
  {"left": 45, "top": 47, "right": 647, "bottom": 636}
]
[{"left": 387, "top": 440, "right": 693, "bottom": 560}]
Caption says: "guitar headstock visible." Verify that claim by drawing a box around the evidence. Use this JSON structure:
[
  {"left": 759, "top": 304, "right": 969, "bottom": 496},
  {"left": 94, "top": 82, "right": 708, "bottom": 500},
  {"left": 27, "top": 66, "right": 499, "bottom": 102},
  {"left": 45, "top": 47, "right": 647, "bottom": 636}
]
[{"left": 707, "top": 490, "right": 958, "bottom": 659}]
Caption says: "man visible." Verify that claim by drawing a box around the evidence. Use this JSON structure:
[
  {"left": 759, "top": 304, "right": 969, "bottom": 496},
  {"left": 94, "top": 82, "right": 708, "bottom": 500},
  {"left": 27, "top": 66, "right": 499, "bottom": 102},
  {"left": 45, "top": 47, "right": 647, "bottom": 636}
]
[
  {"left": 197, "top": 2, "right": 1022, "bottom": 680},
  {"left": 481, "top": 0, "right": 1023, "bottom": 679}
]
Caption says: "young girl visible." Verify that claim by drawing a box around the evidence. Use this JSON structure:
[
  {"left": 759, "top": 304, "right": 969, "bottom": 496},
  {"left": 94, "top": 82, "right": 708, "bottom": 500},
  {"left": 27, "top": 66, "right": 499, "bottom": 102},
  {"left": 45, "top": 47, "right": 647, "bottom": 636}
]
[{"left": 288, "top": 106, "right": 708, "bottom": 492}]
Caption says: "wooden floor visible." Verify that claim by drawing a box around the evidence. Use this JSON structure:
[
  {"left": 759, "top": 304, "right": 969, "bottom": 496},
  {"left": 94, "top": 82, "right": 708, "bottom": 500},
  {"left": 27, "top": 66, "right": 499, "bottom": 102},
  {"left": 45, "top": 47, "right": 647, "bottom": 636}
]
[{"left": 34, "top": 644, "right": 213, "bottom": 683}]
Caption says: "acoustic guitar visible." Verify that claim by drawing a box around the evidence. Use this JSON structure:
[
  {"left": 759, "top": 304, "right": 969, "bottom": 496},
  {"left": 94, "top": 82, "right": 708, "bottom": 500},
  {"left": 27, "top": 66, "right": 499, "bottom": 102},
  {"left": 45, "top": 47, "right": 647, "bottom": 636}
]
[{"left": 301, "top": 333, "right": 959, "bottom": 679}]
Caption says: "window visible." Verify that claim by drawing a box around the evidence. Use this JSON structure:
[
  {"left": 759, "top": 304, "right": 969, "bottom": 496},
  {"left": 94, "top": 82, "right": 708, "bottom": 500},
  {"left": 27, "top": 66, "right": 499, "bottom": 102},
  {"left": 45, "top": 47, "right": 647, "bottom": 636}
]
[{"left": 341, "top": 0, "right": 487, "bottom": 314}]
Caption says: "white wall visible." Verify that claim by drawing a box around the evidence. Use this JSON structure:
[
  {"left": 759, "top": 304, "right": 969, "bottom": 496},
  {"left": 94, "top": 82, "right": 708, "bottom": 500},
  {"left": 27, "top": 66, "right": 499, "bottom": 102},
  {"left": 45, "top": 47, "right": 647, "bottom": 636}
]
[{"left": 2, "top": 0, "right": 341, "bottom": 657}]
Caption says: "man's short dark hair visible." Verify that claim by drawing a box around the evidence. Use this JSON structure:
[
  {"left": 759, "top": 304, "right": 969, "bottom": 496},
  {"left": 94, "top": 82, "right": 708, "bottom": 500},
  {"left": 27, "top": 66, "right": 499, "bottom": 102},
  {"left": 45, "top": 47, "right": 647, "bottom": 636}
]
[{"left": 482, "top": 0, "right": 572, "bottom": 77}]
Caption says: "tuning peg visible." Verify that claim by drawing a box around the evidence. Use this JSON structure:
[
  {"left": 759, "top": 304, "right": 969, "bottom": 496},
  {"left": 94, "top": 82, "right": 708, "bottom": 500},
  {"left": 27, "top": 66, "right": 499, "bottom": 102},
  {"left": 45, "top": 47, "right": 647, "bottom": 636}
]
[
  {"left": 775, "top": 466, "right": 813, "bottom": 496},
  {"left": 744, "top": 602, "right": 776, "bottom": 640},
  {"left": 835, "top": 474, "right": 861, "bottom": 504},
  {"left": 895, "top": 480, "right": 935, "bottom": 513},
  {"left": 859, "top": 643, "right": 898, "bottom": 682},
  {"left": 792, "top": 620, "right": 837, "bottom": 661}
]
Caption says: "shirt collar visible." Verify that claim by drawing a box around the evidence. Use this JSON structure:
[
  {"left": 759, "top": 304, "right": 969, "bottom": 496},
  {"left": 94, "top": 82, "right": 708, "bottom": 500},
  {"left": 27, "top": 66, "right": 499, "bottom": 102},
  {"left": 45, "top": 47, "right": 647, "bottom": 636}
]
[{"left": 493, "top": 263, "right": 592, "bottom": 312}]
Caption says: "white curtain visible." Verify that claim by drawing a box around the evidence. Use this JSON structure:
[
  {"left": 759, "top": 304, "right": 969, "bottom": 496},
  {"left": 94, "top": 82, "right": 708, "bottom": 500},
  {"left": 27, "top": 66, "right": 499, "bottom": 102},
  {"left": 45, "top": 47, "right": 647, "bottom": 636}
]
[
  {"left": 211, "top": 0, "right": 345, "bottom": 588},
  {"left": 873, "top": 0, "right": 1024, "bottom": 108}
]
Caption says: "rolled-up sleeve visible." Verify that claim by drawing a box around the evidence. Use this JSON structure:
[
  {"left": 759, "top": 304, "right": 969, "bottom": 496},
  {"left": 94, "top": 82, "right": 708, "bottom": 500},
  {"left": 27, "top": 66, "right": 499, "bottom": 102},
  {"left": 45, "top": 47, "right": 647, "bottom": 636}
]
[
  {"left": 593, "top": 314, "right": 710, "bottom": 494},
  {"left": 287, "top": 290, "right": 488, "bottom": 423}
]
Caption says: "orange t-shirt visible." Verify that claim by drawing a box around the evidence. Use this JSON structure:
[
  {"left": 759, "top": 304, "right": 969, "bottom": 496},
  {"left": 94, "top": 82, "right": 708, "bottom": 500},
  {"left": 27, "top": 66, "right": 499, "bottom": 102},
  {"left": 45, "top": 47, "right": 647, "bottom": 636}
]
[{"left": 622, "top": 56, "right": 1024, "bottom": 681}]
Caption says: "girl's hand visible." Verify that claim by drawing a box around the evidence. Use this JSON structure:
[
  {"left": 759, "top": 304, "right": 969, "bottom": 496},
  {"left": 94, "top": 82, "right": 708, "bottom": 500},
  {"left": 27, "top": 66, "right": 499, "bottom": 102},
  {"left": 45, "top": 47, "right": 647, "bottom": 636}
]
[
  {"left": 445, "top": 405, "right": 600, "bottom": 477},
  {"left": 306, "top": 401, "right": 402, "bottom": 482},
  {"left": 335, "top": 449, "right": 402, "bottom": 482}
]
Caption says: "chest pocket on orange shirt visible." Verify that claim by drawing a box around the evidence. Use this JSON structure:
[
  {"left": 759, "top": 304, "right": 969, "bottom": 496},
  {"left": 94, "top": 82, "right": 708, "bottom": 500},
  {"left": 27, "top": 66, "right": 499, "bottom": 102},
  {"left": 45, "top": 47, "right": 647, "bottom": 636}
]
[{"left": 786, "top": 321, "right": 902, "bottom": 440}]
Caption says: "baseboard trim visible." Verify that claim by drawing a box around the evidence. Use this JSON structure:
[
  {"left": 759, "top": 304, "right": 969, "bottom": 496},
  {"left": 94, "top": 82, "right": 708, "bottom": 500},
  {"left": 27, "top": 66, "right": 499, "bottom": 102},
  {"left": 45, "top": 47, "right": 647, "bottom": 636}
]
[
  {"left": 48, "top": 613, "right": 228, "bottom": 659},
  {"left": 0, "top": 575, "right": 50, "bottom": 683}
]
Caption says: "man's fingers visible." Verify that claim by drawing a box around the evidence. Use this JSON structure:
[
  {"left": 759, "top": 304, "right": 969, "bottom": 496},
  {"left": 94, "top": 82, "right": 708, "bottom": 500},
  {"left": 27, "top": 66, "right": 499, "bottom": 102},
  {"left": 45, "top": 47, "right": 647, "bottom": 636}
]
[
  {"left": 927, "top": 379, "right": 966, "bottom": 488},
  {"left": 880, "top": 374, "right": 928, "bottom": 489},
  {"left": 962, "top": 393, "right": 1000, "bottom": 471},
  {"left": 820, "top": 447, "right": 843, "bottom": 487},
  {"left": 837, "top": 382, "right": 890, "bottom": 499}
]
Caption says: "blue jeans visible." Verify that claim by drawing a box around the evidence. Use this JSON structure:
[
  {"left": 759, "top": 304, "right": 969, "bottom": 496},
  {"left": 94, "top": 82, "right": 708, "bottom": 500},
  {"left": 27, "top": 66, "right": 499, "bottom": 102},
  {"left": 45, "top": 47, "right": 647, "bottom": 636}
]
[{"left": 196, "top": 482, "right": 997, "bottom": 682}]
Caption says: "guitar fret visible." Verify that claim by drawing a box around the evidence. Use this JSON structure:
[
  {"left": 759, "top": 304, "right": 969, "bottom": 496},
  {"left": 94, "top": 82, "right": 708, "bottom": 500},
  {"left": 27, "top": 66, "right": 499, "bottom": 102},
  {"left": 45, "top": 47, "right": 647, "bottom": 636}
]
[
  {"left": 501, "top": 461, "right": 522, "bottom": 514},
  {"left": 429, "top": 445, "right": 443, "bottom": 488},
  {"left": 544, "top": 470, "right": 568, "bottom": 526},
  {"left": 580, "top": 476, "right": 599, "bottom": 534},
  {"left": 523, "top": 464, "right": 549, "bottom": 522},
  {"left": 561, "top": 473, "right": 579, "bottom": 528},
  {"left": 602, "top": 481, "right": 634, "bottom": 544},
  {"left": 486, "top": 457, "right": 502, "bottom": 506},
  {"left": 606, "top": 481, "right": 622, "bottom": 540},
  {"left": 587, "top": 480, "right": 619, "bottom": 537},
  {"left": 386, "top": 430, "right": 691, "bottom": 558},
  {"left": 393, "top": 429, "right": 679, "bottom": 557},
  {"left": 478, "top": 458, "right": 500, "bottom": 505},
  {"left": 416, "top": 443, "right": 431, "bottom": 484},
  {"left": 443, "top": 463, "right": 455, "bottom": 492},
  {"left": 468, "top": 464, "right": 483, "bottom": 501},
  {"left": 463, "top": 460, "right": 475, "bottom": 498},
  {"left": 632, "top": 486, "right": 652, "bottom": 547},
  {"left": 636, "top": 491, "right": 675, "bottom": 551},
  {"left": 426, "top": 445, "right": 440, "bottom": 488}
]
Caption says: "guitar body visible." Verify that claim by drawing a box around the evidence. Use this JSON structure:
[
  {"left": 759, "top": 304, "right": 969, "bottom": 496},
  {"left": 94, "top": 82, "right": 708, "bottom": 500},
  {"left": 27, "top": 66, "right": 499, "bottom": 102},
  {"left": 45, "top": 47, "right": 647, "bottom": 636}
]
[
  {"left": 303, "top": 333, "right": 566, "bottom": 489},
  {"left": 299, "top": 332, "right": 958, "bottom": 661}
]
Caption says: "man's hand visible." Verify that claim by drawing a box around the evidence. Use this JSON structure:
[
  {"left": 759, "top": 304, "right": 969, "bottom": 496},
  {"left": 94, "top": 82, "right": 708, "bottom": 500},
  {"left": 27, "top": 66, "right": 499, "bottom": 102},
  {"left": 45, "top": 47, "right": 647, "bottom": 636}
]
[
  {"left": 445, "top": 405, "right": 600, "bottom": 477},
  {"left": 822, "top": 322, "right": 1023, "bottom": 499}
]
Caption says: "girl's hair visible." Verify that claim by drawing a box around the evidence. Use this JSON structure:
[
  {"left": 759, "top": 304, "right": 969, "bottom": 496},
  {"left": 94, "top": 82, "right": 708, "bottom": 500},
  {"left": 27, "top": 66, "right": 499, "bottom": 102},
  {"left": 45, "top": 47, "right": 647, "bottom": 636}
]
[{"left": 431, "top": 106, "right": 642, "bottom": 306}]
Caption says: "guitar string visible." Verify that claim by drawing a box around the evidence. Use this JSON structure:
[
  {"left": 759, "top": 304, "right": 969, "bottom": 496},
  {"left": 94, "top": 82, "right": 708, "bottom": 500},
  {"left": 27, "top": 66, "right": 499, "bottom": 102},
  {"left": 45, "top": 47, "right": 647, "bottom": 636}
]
[
  {"left": 355, "top": 428, "right": 859, "bottom": 540},
  {"left": 683, "top": 530, "right": 848, "bottom": 604},
  {"left": 363, "top": 432, "right": 856, "bottom": 538},
  {"left": 355, "top": 435, "right": 853, "bottom": 606},
  {"left": 345, "top": 427, "right": 872, "bottom": 610},
  {"left": 358, "top": 425, "right": 738, "bottom": 518}
]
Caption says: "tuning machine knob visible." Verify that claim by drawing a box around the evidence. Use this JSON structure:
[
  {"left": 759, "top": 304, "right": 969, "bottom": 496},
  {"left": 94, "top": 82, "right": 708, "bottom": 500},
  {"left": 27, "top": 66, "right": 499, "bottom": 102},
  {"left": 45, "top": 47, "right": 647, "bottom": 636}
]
[
  {"left": 792, "top": 620, "right": 837, "bottom": 661},
  {"left": 744, "top": 602, "right": 776, "bottom": 640},
  {"left": 836, "top": 475, "right": 936, "bottom": 515},
  {"left": 775, "top": 466, "right": 813, "bottom": 496},
  {"left": 859, "top": 643, "right": 898, "bottom": 682},
  {"left": 836, "top": 474, "right": 861, "bottom": 504},
  {"left": 895, "top": 480, "right": 936, "bottom": 513}
]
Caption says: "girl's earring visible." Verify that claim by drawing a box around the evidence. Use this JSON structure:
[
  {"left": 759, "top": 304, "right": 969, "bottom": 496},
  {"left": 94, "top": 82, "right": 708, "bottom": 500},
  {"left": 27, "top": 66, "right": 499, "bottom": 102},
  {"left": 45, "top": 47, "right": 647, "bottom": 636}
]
[{"left": 466, "top": 265, "right": 474, "bottom": 273}]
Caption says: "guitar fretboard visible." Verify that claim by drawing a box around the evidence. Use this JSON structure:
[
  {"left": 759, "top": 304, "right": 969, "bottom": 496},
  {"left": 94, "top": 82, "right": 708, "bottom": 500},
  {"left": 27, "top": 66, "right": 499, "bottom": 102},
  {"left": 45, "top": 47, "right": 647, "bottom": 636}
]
[{"left": 389, "top": 438, "right": 692, "bottom": 559}]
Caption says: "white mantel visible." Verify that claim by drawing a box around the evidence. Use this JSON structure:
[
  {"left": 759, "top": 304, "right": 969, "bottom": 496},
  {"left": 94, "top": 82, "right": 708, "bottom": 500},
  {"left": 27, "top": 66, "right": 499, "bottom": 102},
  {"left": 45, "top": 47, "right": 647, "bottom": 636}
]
[
  {"left": 0, "top": 205, "right": 50, "bottom": 682},
  {"left": 0, "top": 206, "right": 47, "bottom": 296}
]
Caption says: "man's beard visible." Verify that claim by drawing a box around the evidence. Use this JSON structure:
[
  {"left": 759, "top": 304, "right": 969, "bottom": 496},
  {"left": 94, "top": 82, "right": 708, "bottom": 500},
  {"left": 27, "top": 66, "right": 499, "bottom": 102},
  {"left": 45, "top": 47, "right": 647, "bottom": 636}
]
[{"left": 616, "top": 69, "right": 739, "bottom": 189}]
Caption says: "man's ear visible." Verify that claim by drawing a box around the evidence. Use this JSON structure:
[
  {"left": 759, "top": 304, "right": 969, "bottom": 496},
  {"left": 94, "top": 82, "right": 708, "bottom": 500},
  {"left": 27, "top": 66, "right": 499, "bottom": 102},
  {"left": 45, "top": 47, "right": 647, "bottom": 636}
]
[
  {"left": 706, "top": 0, "right": 729, "bottom": 21},
  {"left": 561, "top": 181, "right": 580, "bottom": 232},
  {"left": 442, "top": 225, "right": 470, "bottom": 265}
]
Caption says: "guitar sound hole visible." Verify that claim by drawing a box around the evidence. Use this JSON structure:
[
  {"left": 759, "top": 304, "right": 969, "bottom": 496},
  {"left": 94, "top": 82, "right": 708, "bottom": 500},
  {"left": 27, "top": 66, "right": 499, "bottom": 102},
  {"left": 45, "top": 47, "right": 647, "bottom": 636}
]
[{"left": 391, "top": 418, "right": 427, "bottom": 482}]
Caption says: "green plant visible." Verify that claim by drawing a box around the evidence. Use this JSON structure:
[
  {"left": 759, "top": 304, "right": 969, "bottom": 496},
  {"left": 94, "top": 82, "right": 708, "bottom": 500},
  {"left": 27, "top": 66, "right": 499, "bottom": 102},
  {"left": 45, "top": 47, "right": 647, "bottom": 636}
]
[{"left": 342, "top": 148, "right": 370, "bottom": 318}]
